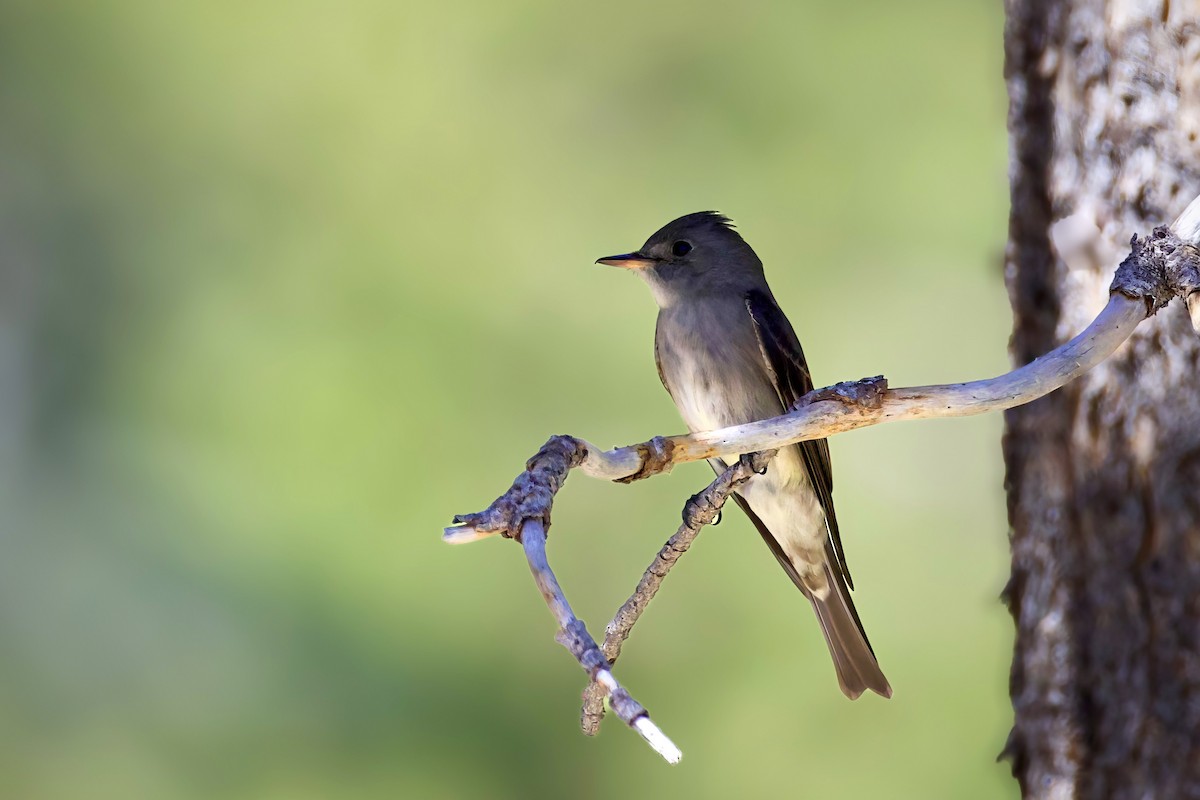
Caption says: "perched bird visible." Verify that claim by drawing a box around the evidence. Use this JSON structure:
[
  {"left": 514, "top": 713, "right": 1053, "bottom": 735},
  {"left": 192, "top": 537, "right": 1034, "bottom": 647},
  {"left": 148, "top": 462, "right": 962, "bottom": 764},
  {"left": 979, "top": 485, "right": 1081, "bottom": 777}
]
[{"left": 597, "top": 212, "right": 891, "bottom": 699}]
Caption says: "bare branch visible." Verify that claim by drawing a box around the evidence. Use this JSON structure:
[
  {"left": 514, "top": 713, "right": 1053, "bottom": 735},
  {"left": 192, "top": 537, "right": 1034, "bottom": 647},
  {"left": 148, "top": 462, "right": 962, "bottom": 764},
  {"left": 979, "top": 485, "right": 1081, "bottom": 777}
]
[
  {"left": 521, "top": 519, "right": 681, "bottom": 763},
  {"left": 573, "top": 293, "right": 1143, "bottom": 481},
  {"left": 445, "top": 292, "right": 1145, "bottom": 512},
  {"left": 445, "top": 196, "right": 1200, "bottom": 505},
  {"left": 578, "top": 378, "right": 891, "bottom": 733},
  {"left": 443, "top": 195, "right": 1200, "bottom": 762},
  {"left": 580, "top": 449, "right": 778, "bottom": 735},
  {"left": 446, "top": 436, "right": 681, "bottom": 761}
]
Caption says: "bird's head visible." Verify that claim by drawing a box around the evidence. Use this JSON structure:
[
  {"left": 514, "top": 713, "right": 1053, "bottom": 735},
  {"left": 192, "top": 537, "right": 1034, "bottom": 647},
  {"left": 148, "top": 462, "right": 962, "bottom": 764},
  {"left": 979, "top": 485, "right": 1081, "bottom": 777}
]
[{"left": 597, "top": 211, "right": 765, "bottom": 306}]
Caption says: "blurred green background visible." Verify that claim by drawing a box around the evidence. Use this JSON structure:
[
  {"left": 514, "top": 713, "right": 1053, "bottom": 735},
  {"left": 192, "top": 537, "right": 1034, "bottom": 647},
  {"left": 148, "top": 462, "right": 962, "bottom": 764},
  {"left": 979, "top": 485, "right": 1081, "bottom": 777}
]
[{"left": 0, "top": 0, "right": 1015, "bottom": 797}]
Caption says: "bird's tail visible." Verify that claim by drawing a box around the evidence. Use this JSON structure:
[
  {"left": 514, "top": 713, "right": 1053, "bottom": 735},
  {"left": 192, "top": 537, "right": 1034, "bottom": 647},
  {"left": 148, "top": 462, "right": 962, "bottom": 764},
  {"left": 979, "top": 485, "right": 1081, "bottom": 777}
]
[
  {"left": 809, "top": 562, "right": 892, "bottom": 700},
  {"left": 728, "top": 492, "right": 890, "bottom": 699}
]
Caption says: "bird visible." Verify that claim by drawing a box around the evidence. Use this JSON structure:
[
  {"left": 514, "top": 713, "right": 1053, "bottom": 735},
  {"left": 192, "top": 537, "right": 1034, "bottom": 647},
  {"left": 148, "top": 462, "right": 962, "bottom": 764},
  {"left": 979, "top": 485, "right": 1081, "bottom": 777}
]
[{"left": 596, "top": 211, "right": 891, "bottom": 699}]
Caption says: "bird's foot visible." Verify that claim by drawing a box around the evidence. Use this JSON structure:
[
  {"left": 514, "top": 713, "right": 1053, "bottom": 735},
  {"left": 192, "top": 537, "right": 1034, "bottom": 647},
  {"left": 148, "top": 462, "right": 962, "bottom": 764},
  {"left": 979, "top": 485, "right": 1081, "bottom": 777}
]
[
  {"left": 739, "top": 451, "right": 772, "bottom": 476},
  {"left": 682, "top": 488, "right": 722, "bottom": 527}
]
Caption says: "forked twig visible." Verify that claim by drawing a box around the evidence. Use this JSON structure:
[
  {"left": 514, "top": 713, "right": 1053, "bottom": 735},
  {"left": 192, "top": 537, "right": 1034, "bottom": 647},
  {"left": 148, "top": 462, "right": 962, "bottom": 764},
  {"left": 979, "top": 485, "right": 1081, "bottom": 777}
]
[
  {"left": 523, "top": 519, "right": 681, "bottom": 762},
  {"left": 579, "top": 377, "right": 890, "bottom": 734},
  {"left": 449, "top": 436, "right": 681, "bottom": 762},
  {"left": 579, "top": 449, "right": 778, "bottom": 735}
]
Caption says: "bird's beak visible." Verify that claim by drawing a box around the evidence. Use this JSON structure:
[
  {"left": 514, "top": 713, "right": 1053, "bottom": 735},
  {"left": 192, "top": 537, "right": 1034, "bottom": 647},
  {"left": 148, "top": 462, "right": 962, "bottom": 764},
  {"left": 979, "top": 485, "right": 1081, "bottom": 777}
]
[{"left": 596, "top": 251, "right": 658, "bottom": 269}]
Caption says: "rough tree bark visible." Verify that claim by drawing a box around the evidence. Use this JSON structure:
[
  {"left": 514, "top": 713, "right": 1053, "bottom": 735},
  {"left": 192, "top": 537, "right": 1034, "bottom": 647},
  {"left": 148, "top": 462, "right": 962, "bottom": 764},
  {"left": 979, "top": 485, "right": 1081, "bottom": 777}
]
[{"left": 1003, "top": 2, "right": 1200, "bottom": 797}]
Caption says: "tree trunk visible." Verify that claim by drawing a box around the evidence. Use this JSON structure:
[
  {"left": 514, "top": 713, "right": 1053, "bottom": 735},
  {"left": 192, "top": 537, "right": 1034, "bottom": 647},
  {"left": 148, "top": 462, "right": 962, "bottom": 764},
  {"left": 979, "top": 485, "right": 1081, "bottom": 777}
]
[{"left": 1003, "top": 1, "right": 1200, "bottom": 797}]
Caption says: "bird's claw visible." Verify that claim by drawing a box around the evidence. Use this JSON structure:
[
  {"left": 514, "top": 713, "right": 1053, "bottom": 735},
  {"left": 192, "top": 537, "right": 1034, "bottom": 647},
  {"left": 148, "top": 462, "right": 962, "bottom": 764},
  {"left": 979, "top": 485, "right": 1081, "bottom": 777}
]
[
  {"left": 682, "top": 489, "right": 723, "bottom": 527},
  {"left": 683, "top": 491, "right": 704, "bottom": 525}
]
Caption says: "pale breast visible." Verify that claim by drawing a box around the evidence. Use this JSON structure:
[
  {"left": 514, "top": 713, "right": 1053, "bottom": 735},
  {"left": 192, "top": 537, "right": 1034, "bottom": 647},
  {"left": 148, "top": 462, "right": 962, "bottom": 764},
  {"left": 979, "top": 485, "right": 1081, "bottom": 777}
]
[
  {"left": 655, "top": 302, "right": 782, "bottom": 434},
  {"left": 655, "top": 301, "right": 830, "bottom": 571}
]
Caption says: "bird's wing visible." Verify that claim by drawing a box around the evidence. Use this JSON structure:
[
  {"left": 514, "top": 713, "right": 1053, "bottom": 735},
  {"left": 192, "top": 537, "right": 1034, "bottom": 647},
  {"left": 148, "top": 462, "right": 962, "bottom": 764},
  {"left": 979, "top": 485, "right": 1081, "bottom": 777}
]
[
  {"left": 653, "top": 326, "right": 675, "bottom": 401},
  {"left": 744, "top": 289, "right": 854, "bottom": 590}
]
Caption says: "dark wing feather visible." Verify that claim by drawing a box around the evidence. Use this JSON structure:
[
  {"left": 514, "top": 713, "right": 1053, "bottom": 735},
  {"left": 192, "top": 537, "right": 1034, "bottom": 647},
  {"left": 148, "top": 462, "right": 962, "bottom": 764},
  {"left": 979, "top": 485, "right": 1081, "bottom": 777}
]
[
  {"left": 727, "top": 490, "right": 873, "bottom": 658},
  {"left": 653, "top": 325, "right": 674, "bottom": 401},
  {"left": 744, "top": 290, "right": 854, "bottom": 590}
]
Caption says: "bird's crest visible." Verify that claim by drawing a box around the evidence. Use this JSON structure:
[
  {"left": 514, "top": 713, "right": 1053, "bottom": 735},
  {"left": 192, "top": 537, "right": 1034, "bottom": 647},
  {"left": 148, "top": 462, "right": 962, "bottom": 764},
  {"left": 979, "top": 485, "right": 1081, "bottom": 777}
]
[{"left": 684, "top": 210, "right": 737, "bottom": 232}]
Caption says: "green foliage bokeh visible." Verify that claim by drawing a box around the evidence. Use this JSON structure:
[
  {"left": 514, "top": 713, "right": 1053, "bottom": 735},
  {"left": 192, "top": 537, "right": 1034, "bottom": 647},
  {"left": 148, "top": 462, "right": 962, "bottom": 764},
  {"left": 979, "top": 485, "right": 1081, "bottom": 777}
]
[{"left": 0, "top": 1, "right": 1015, "bottom": 797}]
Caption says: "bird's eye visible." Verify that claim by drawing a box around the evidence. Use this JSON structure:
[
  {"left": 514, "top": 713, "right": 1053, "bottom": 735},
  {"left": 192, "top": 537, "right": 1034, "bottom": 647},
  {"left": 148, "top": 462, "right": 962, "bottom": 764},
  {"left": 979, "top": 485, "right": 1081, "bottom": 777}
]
[{"left": 672, "top": 240, "right": 692, "bottom": 257}]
